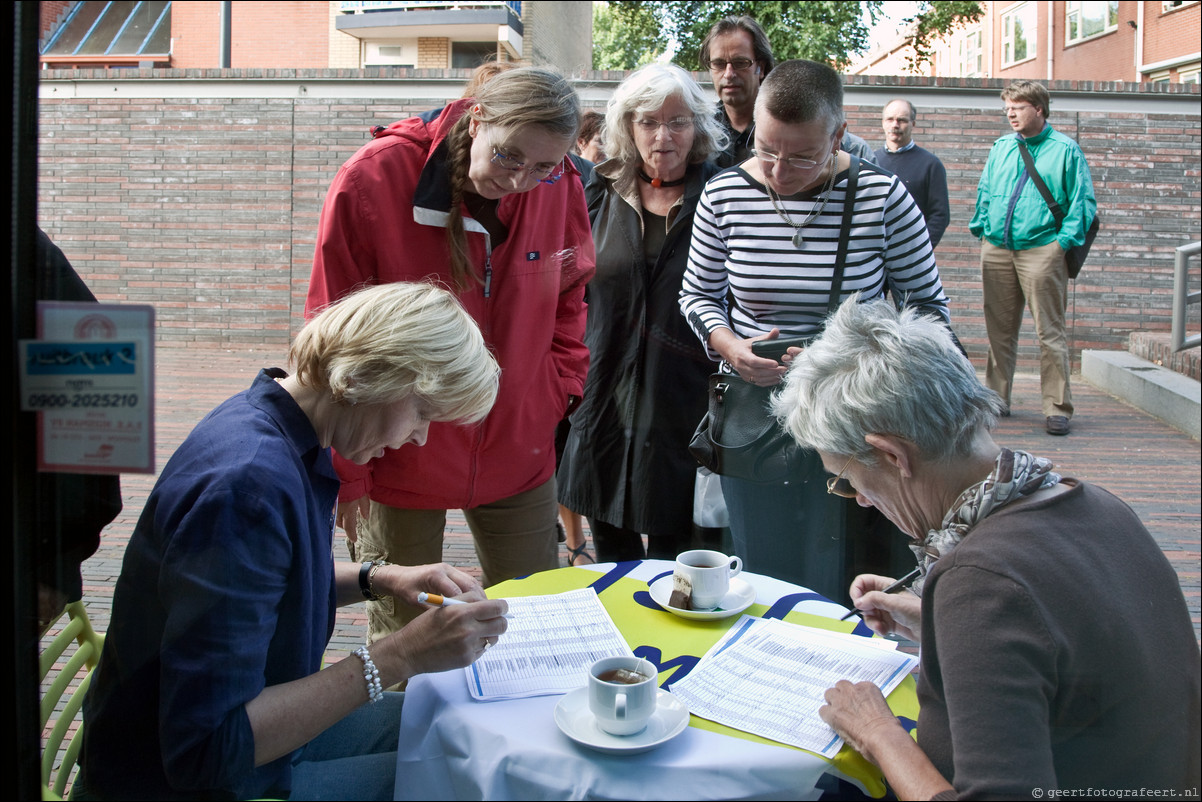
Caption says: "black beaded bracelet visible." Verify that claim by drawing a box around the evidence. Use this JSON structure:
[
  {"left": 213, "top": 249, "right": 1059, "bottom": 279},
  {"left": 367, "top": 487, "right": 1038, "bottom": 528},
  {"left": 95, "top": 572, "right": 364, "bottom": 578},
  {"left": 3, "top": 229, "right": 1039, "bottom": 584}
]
[{"left": 358, "top": 560, "right": 386, "bottom": 601}]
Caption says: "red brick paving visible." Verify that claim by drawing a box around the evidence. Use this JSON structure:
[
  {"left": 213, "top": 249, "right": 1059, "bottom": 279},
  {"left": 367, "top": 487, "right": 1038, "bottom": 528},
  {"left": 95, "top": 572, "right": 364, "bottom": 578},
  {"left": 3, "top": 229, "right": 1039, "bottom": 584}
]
[{"left": 72, "top": 346, "right": 1202, "bottom": 666}]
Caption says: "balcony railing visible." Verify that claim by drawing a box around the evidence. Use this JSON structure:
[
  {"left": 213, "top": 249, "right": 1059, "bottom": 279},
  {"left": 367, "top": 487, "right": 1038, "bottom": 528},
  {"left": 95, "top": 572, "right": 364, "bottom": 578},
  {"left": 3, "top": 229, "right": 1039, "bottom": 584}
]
[{"left": 339, "top": 1, "right": 521, "bottom": 18}]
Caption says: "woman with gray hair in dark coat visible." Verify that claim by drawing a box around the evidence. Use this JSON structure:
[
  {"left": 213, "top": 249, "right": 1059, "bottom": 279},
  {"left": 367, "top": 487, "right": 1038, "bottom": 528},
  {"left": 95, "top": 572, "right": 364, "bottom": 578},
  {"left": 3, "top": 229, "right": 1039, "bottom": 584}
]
[{"left": 557, "top": 63, "right": 728, "bottom": 562}]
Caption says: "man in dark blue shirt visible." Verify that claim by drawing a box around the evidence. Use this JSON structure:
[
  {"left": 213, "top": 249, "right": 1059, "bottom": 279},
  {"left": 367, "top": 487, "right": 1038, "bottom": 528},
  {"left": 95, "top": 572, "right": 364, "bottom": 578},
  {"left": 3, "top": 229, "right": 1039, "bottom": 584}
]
[{"left": 874, "top": 99, "right": 950, "bottom": 247}]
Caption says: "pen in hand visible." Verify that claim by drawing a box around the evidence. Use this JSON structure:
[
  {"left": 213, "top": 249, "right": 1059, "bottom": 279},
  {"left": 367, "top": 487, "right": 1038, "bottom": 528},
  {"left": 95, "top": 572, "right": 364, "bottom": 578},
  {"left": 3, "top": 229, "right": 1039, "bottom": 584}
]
[
  {"left": 839, "top": 567, "right": 922, "bottom": 621},
  {"left": 417, "top": 592, "right": 513, "bottom": 618}
]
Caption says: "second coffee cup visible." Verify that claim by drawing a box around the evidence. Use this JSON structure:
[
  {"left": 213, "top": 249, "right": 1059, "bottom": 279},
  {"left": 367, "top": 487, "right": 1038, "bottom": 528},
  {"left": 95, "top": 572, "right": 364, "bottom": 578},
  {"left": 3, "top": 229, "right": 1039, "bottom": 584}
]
[{"left": 674, "top": 549, "right": 742, "bottom": 611}]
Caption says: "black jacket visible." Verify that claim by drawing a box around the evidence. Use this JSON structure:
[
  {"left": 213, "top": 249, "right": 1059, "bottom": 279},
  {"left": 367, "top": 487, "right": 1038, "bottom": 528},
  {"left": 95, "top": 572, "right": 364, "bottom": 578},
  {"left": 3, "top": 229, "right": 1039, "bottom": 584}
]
[{"left": 557, "top": 160, "right": 720, "bottom": 543}]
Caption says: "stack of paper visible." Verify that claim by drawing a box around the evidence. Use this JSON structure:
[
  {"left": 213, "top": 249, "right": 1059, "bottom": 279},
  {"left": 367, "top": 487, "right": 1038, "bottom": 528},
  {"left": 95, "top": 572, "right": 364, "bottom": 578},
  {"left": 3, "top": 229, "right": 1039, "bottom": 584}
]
[
  {"left": 670, "top": 615, "right": 918, "bottom": 757},
  {"left": 466, "top": 588, "right": 633, "bottom": 700}
]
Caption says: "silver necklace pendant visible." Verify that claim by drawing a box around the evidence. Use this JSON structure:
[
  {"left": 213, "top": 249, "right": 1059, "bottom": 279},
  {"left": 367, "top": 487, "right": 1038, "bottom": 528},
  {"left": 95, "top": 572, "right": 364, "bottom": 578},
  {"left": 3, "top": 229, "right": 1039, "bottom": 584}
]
[{"left": 792, "top": 229, "right": 805, "bottom": 248}]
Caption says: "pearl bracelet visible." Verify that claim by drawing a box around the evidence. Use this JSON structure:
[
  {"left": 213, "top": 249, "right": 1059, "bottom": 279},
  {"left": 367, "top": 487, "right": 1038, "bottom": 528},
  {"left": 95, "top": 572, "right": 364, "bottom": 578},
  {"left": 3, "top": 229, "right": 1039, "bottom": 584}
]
[{"left": 353, "top": 646, "right": 384, "bottom": 704}]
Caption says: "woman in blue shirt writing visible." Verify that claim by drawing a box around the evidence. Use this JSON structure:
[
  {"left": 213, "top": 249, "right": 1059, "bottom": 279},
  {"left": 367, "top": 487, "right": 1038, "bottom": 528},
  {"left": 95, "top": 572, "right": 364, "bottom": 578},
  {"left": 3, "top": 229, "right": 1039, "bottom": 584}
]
[{"left": 77, "top": 283, "right": 508, "bottom": 800}]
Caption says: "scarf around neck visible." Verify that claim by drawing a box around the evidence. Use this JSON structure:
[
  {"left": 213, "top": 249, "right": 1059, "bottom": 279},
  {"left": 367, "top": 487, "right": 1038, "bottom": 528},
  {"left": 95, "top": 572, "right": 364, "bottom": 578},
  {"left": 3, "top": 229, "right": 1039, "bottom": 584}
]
[{"left": 909, "top": 448, "right": 1060, "bottom": 596}]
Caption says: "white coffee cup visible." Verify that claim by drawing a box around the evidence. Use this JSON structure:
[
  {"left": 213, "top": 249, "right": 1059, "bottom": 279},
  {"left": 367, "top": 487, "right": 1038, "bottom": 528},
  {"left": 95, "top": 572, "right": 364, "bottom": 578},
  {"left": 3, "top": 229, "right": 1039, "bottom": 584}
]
[
  {"left": 675, "top": 549, "right": 743, "bottom": 611},
  {"left": 587, "top": 656, "right": 658, "bottom": 736}
]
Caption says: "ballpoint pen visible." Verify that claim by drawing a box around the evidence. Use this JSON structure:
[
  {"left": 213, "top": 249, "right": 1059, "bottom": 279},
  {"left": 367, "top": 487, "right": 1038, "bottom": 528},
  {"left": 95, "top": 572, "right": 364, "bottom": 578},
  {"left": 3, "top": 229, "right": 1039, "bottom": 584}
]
[
  {"left": 418, "top": 592, "right": 513, "bottom": 618},
  {"left": 839, "top": 567, "right": 922, "bottom": 621}
]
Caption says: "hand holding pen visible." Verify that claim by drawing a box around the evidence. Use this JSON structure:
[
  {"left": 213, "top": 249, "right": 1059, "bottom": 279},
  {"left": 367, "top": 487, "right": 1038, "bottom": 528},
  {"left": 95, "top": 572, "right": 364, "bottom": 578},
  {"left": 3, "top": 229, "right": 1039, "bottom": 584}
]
[
  {"left": 840, "top": 569, "right": 923, "bottom": 641},
  {"left": 419, "top": 592, "right": 514, "bottom": 619}
]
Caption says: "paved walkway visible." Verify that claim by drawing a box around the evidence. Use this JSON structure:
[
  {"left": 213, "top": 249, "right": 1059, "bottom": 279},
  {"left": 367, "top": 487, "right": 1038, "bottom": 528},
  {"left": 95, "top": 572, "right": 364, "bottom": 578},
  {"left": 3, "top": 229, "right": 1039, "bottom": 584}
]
[{"left": 73, "top": 346, "right": 1201, "bottom": 668}]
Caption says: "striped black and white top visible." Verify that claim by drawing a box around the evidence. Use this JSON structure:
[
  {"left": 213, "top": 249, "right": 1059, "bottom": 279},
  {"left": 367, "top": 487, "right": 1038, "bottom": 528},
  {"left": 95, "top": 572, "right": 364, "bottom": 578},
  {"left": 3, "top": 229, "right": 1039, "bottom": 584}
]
[{"left": 679, "top": 160, "right": 950, "bottom": 361}]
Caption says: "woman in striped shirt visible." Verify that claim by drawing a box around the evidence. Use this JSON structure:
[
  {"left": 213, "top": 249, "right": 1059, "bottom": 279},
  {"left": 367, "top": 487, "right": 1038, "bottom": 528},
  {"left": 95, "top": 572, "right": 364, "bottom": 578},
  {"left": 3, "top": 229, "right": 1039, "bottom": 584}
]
[{"left": 679, "top": 59, "right": 951, "bottom": 603}]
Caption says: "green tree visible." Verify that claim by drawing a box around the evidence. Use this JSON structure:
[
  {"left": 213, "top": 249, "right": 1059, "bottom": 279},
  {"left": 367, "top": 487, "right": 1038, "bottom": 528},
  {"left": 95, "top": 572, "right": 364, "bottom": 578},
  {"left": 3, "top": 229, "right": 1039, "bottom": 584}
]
[
  {"left": 594, "top": 1, "right": 983, "bottom": 72},
  {"left": 593, "top": 2, "right": 664, "bottom": 70},
  {"left": 607, "top": 0, "right": 882, "bottom": 70},
  {"left": 903, "top": 2, "right": 985, "bottom": 72}
]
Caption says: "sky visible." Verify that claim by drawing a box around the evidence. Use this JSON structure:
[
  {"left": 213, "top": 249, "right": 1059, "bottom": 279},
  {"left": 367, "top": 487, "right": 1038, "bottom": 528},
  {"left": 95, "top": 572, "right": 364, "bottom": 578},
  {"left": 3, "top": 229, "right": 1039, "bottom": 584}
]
[{"left": 867, "top": 1, "right": 921, "bottom": 52}]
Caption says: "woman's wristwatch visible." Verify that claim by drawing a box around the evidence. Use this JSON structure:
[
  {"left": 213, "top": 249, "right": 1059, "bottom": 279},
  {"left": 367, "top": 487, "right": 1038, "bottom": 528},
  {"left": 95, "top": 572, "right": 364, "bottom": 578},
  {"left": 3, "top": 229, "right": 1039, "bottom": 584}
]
[{"left": 358, "top": 559, "right": 389, "bottom": 601}]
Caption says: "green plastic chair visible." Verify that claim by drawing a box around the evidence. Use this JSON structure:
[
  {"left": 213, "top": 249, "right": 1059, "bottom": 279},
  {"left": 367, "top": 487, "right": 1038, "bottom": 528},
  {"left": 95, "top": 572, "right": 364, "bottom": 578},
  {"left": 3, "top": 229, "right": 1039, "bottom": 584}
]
[{"left": 40, "top": 601, "right": 104, "bottom": 801}]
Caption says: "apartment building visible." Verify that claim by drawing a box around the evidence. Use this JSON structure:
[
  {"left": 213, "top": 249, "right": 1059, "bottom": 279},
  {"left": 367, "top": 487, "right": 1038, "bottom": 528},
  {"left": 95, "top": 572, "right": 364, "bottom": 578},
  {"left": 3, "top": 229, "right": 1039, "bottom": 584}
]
[
  {"left": 852, "top": 0, "right": 1199, "bottom": 84},
  {"left": 38, "top": 0, "right": 592, "bottom": 72}
]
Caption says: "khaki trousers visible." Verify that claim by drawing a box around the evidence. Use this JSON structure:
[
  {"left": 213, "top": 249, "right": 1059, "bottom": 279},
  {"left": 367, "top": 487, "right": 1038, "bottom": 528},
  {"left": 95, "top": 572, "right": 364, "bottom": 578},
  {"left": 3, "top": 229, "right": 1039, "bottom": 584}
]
[
  {"left": 982, "top": 240, "right": 1074, "bottom": 418},
  {"left": 347, "top": 477, "right": 560, "bottom": 643}
]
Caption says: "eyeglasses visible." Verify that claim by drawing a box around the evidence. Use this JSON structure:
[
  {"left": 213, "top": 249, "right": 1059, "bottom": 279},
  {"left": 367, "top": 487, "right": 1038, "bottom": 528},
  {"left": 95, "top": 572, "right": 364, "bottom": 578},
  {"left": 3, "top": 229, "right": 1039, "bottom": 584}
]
[
  {"left": 750, "top": 148, "right": 828, "bottom": 171},
  {"left": 1002, "top": 104, "right": 1034, "bottom": 115},
  {"left": 490, "top": 146, "right": 565, "bottom": 185},
  {"left": 633, "top": 117, "right": 694, "bottom": 135},
  {"left": 826, "top": 456, "right": 858, "bottom": 499},
  {"left": 707, "top": 58, "right": 755, "bottom": 73}
]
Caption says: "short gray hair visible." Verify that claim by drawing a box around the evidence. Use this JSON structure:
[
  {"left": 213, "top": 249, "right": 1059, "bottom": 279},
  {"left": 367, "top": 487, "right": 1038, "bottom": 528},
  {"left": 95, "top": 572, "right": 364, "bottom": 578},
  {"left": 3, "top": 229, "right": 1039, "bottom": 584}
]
[
  {"left": 294, "top": 282, "right": 499, "bottom": 424},
  {"left": 603, "top": 63, "right": 729, "bottom": 168},
  {"left": 771, "top": 296, "right": 1003, "bottom": 464},
  {"left": 756, "top": 59, "right": 844, "bottom": 133}
]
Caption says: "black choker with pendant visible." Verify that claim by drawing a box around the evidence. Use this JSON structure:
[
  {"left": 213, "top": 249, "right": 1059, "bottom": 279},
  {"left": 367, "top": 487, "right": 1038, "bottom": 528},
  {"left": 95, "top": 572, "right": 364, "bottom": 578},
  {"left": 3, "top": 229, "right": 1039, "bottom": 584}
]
[{"left": 637, "top": 169, "right": 685, "bottom": 188}]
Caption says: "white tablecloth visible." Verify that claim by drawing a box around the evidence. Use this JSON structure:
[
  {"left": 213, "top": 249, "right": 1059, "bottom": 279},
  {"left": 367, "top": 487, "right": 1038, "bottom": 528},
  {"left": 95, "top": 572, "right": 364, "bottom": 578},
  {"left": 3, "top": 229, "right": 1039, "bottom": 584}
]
[{"left": 394, "top": 560, "right": 859, "bottom": 801}]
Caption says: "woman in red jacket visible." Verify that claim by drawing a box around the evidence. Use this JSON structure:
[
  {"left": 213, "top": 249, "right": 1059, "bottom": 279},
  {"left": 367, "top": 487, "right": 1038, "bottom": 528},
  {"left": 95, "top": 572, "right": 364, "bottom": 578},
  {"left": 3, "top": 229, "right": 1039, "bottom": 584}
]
[{"left": 307, "top": 67, "right": 595, "bottom": 642}]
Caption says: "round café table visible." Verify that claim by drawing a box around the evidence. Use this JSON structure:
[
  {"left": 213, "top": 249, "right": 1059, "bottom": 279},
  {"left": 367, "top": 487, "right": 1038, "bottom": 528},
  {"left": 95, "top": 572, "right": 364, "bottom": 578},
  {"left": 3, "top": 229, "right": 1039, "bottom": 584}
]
[{"left": 394, "top": 560, "right": 917, "bottom": 801}]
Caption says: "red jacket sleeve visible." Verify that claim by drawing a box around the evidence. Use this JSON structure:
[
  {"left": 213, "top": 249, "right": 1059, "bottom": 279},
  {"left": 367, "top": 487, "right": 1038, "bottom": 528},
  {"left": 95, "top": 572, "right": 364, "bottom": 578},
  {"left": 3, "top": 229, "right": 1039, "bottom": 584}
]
[{"left": 550, "top": 171, "right": 596, "bottom": 403}]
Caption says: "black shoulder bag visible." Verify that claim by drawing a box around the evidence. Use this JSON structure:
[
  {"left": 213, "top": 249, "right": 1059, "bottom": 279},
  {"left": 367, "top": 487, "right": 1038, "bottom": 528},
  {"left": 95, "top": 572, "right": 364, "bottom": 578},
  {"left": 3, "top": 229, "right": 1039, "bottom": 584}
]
[
  {"left": 687, "top": 158, "right": 860, "bottom": 483},
  {"left": 1016, "top": 141, "right": 1099, "bottom": 280}
]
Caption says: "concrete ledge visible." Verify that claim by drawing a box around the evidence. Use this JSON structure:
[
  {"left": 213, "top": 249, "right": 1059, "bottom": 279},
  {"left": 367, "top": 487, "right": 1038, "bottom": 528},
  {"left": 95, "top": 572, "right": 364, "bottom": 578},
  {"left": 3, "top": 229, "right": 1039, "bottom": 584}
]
[{"left": 1082, "top": 350, "right": 1201, "bottom": 440}]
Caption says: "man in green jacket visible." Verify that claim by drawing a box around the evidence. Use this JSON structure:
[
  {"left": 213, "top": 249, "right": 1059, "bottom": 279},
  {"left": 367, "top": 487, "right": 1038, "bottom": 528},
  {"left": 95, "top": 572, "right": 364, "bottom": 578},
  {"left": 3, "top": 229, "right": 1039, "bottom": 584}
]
[{"left": 970, "top": 80, "right": 1096, "bottom": 436}]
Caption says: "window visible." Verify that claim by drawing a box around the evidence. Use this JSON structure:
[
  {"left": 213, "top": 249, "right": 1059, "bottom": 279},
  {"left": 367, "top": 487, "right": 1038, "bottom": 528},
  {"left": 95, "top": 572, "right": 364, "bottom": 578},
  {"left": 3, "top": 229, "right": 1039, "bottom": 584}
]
[
  {"left": 364, "top": 42, "right": 414, "bottom": 68},
  {"left": 1001, "top": 3, "right": 1037, "bottom": 67},
  {"left": 41, "top": 0, "right": 172, "bottom": 67},
  {"left": 957, "top": 29, "right": 984, "bottom": 77},
  {"left": 1162, "top": 1, "right": 1200, "bottom": 11},
  {"left": 1179, "top": 64, "right": 1201, "bottom": 84},
  {"left": 1066, "top": 1, "right": 1119, "bottom": 44},
  {"left": 451, "top": 42, "right": 497, "bottom": 69}
]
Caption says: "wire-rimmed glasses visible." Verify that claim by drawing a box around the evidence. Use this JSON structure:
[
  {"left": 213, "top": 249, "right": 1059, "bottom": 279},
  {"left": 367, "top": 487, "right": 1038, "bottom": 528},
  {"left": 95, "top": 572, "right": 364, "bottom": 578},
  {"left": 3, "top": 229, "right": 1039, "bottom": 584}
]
[
  {"left": 826, "top": 455, "right": 858, "bottom": 498},
  {"left": 490, "top": 146, "right": 565, "bottom": 185}
]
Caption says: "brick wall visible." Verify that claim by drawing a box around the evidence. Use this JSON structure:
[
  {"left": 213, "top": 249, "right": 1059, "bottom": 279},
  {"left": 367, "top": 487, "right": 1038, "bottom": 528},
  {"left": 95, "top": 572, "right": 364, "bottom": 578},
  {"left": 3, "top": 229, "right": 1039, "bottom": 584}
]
[
  {"left": 36, "top": 71, "right": 1201, "bottom": 376},
  {"left": 904, "top": 103, "right": 1202, "bottom": 365},
  {"left": 1056, "top": 1, "right": 1141, "bottom": 82},
  {"left": 418, "top": 38, "right": 450, "bottom": 69},
  {"left": 992, "top": 1, "right": 1051, "bottom": 80},
  {"left": 39, "top": 1, "right": 74, "bottom": 41},
  {"left": 230, "top": 1, "right": 330, "bottom": 69},
  {"left": 1143, "top": 0, "right": 1202, "bottom": 66},
  {"left": 327, "top": 1, "right": 360, "bottom": 69},
  {"left": 170, "top": 1, "right": 224, "bottom": 68},
  {"left": 171, "top": 0, "right": 331, "bottom": 69}
]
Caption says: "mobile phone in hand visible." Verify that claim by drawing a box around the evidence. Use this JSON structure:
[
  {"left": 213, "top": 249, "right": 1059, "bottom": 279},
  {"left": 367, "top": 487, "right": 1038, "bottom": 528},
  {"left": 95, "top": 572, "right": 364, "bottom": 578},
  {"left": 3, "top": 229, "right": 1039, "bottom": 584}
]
[{"left": 751, "top": 335, "right": 812, "bottom": 363}]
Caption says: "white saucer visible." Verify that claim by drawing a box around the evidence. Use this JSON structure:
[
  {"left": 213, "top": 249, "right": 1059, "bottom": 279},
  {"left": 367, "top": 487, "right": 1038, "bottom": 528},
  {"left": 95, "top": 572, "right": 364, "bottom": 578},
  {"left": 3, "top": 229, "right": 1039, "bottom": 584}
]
[
  {"left": 647, "top": 574, "right": 757, "bottom": 621},
  {"left": 554, "top": 687, "right": 689, "bottom": 755}
]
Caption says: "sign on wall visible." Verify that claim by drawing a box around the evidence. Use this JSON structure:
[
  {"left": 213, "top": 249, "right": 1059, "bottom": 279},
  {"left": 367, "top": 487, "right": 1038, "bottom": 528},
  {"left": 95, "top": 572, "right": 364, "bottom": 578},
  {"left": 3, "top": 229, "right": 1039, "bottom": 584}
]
[{"left": 19, "top": 301, "right": 156, "bottom": 474}]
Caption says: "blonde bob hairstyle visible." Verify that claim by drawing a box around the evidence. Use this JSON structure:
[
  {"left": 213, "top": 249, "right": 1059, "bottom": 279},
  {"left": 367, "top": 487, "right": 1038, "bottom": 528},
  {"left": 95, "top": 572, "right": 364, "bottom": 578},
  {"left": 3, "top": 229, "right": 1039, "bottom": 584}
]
[
  {"left": 603, "top": 63, "right": 729, "bottom": 169},
  {"left": 292, "top": 282, "right": 499, "bottom": 424}
]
